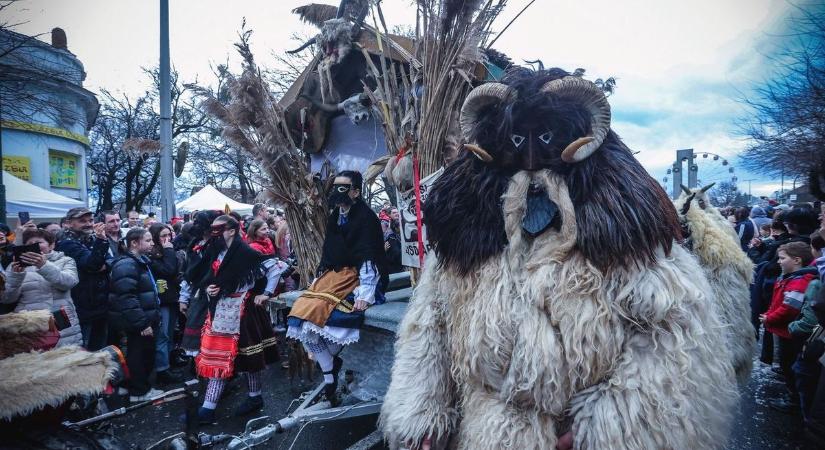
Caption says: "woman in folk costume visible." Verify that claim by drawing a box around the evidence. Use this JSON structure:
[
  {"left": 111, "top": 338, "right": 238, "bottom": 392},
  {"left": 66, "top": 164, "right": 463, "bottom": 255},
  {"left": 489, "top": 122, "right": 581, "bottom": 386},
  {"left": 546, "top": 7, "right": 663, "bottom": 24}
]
[
  {"left": 287, "top": 170, "right": 389, "bottom": 405},
  {"left": 189, "top": 214, "right": 288, "bottom": 423},
  {"left": 180, "top": 210, "right": 222, "bottom": 356}
]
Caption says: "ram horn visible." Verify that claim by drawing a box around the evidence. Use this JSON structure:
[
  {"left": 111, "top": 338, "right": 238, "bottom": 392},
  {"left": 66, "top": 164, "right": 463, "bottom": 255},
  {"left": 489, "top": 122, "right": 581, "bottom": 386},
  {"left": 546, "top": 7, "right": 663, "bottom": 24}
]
[
  {"left": 459, "top": 83, "right": 515, "bottom": 141},
  {"left": 300, "top": 94, "right": 340, "bottom": 113},
  {"left": 287, "top": 36, "right": 317, "bottom": 54},
  {"left": 464, "top": 143, "right": 493, "bottom": 162},
  {"left": 541, "top": 76, "right": 611, "bottom": 163},
  {"left": 700, "top": 182, "right": 716, "bottom": 193},
  {"left": 680, "top": 184, "right": 691, "bottom": 196}
]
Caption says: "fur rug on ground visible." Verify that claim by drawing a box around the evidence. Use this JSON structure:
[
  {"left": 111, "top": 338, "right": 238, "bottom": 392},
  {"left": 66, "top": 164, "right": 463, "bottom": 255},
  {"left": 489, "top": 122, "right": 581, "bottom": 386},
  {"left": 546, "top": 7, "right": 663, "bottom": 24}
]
[
  {"left": 0, "top": 310, "right": 54, "bottom": 359},
  {"left": 381, "top": 171, "right": 738, "bottom": 450},
  {"left": 675, "top": 189, "right": 755, "bottom": 383},
  {"left": 0, "top": 346, "right": 116, "bottom": 421}
]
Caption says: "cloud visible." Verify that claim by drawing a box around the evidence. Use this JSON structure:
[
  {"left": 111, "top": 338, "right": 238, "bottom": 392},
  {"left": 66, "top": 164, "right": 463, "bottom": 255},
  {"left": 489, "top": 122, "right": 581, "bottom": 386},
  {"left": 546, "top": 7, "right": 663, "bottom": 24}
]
[{"left": 4, "top": 0, "right": 800, "bottom": 201}]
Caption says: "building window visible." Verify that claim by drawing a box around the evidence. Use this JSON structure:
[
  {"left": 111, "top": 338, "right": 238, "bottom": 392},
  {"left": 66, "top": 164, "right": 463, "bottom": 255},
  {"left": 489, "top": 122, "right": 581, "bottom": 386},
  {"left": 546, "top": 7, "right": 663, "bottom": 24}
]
[{"left": 49, "top": 150, "right": 79, "bottom": 189}]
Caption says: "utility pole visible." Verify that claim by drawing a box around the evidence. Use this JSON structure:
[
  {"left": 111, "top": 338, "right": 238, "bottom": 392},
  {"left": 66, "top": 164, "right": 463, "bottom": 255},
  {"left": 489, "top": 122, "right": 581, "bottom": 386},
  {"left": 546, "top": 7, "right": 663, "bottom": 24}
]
[
  {"left": 742, "top": 178, "right": 757, "bottom": 203},
  {"left": 159, "top": 0, "right": 175, "bottom": 222}
]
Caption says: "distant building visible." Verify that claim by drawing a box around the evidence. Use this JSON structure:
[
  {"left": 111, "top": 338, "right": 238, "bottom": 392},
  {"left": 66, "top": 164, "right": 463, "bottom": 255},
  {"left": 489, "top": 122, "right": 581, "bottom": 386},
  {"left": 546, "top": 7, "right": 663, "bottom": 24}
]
[
  {"left": 777, "top": 184, "right": 818, "bottom": 205},
  {"left": 0, "top": 27, "right": 99, "bottom": 203}
]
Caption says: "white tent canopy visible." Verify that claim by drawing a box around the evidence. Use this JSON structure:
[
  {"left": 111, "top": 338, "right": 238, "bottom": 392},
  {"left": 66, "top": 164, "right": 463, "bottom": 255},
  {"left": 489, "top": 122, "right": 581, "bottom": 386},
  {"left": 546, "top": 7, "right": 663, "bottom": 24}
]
[
  {"left": 5, "top": 171, "right": 84, "bottom": 220},
  {"left": 175, "top": 185, "right": 254, "bottom": 216}
]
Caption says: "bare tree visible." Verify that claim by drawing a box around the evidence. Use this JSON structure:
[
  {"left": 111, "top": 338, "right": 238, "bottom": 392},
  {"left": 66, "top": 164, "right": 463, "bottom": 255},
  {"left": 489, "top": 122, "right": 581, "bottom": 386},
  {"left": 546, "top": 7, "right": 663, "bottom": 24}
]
[
  {"left": 708, "top": 181, "right": 749, "bottom": 207},
  {"left": 88, "top": 68, "right": 208, "bottom": 212},
  {"left": 739, "top": 2, "right": 825, "bottom": 198}
]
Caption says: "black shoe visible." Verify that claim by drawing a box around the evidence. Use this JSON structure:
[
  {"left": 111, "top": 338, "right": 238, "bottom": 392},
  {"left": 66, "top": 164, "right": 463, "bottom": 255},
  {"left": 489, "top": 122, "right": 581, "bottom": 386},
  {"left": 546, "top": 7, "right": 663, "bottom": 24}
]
[
  {"left": 767, "top": 398, "right": 799, "bottom": 415},
  {"left": 179, "top": 407, "right": 217, "bottom": 425},
  {"left": 157, "top": 369, "right": 185, "bottom": 385},
  {"left": 323, "top": 381, "right": 340, "bottom": 407},
  {"left": 234, "top": 395, "right": 264, "bottom": 417},
  {"left": 771, "top": 366, "right": 785, "bottom": 376},
  {"left": 171, "top": 351, "right": 191, "bottom": 369}
]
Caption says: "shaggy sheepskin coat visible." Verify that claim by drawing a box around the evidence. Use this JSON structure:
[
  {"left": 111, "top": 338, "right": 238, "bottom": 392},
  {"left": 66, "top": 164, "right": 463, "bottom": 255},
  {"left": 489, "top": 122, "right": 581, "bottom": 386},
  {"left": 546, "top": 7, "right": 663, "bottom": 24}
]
[
  {"left": 674, "top": 190, "right": 755, "bottom": 383},
  {"left": 1, "top": 251, "right": 82, "bottom": 347},
  {"left": 382, "top": 172, "right": 738, "bottom": 450}
]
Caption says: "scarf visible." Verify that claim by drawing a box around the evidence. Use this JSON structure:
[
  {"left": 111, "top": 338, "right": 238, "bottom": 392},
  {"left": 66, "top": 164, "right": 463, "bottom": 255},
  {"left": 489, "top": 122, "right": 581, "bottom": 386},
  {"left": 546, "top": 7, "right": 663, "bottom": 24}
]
[
  {"left": 193, "top": 237, "right": 263, "bottom": 317},
  {"left": 249, "top": 237, "right": 275, "bottom": 256},
  {"left": 319, "top": 199, "right": 389, "bottom": 290}
]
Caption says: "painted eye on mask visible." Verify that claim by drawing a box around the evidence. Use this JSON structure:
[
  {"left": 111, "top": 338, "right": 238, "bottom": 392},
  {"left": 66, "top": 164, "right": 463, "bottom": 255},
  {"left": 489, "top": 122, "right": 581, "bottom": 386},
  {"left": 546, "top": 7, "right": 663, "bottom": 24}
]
[
  {"left": 511, "top": 134, "right": 525, "bottom": 148},
  {"left": 538, "top": 131, "right": 553, "bottom": 144}
]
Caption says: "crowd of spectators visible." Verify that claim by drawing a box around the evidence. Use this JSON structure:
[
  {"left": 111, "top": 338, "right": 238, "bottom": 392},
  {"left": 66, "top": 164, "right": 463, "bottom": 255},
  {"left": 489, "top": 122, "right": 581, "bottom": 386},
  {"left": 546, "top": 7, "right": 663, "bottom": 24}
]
[
  {"left": 720, "top": 201, "right": 825, "bottom": 443},
  {"left": 0, "top": 199, "right": 405, "bottom": 404}
]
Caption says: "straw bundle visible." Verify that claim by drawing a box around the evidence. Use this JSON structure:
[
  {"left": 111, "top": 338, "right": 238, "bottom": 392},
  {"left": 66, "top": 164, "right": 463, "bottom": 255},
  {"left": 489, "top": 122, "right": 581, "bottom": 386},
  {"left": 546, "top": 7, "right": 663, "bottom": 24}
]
[
  {"left": 190, "top": 30, "right": 327, "bottom": 286},
  {"left": 366, "top": 0, "right": 507, "bottom": 182}
]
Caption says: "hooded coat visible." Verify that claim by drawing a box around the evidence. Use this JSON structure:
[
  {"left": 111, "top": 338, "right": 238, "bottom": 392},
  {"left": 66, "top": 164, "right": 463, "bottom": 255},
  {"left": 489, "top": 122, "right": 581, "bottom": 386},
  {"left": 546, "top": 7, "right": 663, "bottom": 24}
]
[{"left": 750, "top": 206, "right": 772, "bottom": 230}]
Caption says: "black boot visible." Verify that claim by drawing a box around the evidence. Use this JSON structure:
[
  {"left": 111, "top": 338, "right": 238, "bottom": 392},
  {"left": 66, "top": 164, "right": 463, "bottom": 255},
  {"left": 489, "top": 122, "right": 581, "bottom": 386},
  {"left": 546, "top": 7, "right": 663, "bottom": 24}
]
[
  {"left": 179, "top": 407, "right": 216, "bottom": 425},
  {"left": 234, "top": 395, "right": 264, "bottom": 416},
  {"left": 322, "top": 371, "right": 340, "bottom": 407}
]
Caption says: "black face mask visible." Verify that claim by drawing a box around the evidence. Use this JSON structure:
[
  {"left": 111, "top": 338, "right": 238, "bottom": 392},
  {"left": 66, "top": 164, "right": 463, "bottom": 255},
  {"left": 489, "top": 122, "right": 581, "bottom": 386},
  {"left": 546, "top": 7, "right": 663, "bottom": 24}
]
[{"left": 328, "top": 184, "right": 354, "bottom": 207}]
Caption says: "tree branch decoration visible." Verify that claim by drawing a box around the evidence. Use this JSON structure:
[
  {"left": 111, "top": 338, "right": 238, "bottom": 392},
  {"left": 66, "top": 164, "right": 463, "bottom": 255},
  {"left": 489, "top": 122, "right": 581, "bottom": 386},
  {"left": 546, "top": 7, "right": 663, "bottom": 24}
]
[
  {"left": 189, "top": 28, "right": 327, "bottom": 286},
  {"left": 369, "top": 0, "right": 508, "bottom": 186}
]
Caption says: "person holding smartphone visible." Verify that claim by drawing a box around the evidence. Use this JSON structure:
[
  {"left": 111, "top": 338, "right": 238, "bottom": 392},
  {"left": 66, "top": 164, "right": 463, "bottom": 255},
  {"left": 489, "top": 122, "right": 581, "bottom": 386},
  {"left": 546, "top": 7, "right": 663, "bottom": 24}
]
[
  {"left": 1, "top": 228, "right": 82, "bottom": 347},
  {"left": 55, "top": 207, "right": 111, "bottom": 351}
]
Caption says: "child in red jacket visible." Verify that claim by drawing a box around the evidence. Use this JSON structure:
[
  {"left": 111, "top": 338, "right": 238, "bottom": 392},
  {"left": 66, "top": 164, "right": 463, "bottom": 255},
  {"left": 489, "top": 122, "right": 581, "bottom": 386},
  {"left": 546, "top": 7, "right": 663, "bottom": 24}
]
[{"left": 761, "top": 241, "right": 818, "bottom": 411}]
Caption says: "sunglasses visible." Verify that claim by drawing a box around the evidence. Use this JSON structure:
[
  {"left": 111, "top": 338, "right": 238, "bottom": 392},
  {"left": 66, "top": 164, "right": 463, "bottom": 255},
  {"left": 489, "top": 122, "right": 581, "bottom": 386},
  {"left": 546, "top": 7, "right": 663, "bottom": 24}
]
[{"left": 331, "top": 184, "right": 352, "bottom": 193}]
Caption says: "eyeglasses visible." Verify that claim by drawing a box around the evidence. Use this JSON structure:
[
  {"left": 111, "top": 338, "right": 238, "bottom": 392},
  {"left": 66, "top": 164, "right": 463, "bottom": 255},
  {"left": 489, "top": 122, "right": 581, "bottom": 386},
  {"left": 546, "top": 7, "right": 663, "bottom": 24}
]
[{"left": 332, "top": 184, "right": 352, "bottom": 193}]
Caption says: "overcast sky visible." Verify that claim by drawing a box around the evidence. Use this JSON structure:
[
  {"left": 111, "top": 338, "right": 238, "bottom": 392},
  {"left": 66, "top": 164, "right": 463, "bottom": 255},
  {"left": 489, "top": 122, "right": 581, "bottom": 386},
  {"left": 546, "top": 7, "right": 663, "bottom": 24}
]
[{"left": 5, "top": 0, "right": 802, "bottom": 196}]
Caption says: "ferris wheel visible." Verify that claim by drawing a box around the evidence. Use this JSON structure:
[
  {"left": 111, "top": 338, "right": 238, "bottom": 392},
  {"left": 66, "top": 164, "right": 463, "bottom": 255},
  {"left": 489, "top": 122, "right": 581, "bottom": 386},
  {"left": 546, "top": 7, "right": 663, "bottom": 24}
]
[{"left": 660, "top": 151, "right": 738, "bottom": 195}]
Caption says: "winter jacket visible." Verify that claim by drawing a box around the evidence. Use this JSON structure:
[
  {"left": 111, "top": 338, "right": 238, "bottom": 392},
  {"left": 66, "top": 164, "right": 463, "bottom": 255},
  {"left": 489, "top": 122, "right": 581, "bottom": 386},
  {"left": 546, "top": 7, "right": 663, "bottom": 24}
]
[
  {"left": 1, "top": 251, "right": 82, "bottom": 347},
  {"left": 734, "top": 220, "right": 755, "bottom": 252},
  {"left": 148, "top": 247, "right": 180, "bottom": 306},
  {"left": 108, "top": 252, "right": 160, "bottom": 333},
  {"left": 789, "top": 279, "right": 822, "bottom": 337},
  {"left": 56, "top": 231, "right": 111, "bottom": 322},
  {"left": 385, "top": 231, "right": 403, "bottom": 274},
  {"left": 765, "top": 267, "right": 819, "bottom": 339},
  {"left": 750, "top": 207, "right": 772, "bottom": 230}
]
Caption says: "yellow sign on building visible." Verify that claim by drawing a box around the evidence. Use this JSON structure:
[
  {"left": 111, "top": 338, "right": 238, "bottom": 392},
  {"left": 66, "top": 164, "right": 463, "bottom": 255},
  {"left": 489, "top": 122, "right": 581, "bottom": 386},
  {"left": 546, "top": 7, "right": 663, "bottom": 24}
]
[
  {"left": 3, "top": 156, "right": 32, "bottom": 181},
  {"left": 49, "top": 151, "right": 79, "bottom": 188}
]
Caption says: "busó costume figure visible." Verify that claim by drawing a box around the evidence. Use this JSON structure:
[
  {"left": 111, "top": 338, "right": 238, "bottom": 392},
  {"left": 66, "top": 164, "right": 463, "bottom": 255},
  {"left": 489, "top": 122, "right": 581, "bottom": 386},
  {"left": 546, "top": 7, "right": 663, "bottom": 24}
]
[
  {"left": 381, "top": 67, "right": 739, "bottom": 450},
  {"left": 674, "top": 183, "right": 755, "bottom": 383}
]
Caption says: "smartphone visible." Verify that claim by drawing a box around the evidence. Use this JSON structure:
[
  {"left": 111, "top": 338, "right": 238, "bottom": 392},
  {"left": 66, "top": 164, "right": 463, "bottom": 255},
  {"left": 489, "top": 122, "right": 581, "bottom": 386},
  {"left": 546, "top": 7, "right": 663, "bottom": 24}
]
[
  {"left": 12, "top": 243, "right": 41, "bottom": 266},
  {"left": 52, "top": 307, "right": 71, "bottom": 331},
  {"left": 18, "top": 211, "right": 30, "bottom": 225}
]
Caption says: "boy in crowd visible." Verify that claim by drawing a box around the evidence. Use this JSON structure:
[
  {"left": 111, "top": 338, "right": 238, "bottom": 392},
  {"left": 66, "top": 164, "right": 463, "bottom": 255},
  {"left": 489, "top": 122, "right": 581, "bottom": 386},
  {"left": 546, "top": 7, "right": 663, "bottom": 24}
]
[{"left": 761, "top": 241, "right": 819, "bottom": 412}]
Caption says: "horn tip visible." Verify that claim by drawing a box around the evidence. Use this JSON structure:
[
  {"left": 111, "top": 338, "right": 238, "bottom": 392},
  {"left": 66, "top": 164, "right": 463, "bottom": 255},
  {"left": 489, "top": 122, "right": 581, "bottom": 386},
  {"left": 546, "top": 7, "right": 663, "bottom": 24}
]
[{"left": 464, "top": 143, "right": 493, "bottom": 162}]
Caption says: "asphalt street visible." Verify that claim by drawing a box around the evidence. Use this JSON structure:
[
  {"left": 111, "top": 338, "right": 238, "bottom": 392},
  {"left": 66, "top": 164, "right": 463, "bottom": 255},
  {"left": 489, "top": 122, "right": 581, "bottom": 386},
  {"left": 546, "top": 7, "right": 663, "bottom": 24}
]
[{"left": 111, "top": 343, "right": 820, "bottom": 450}]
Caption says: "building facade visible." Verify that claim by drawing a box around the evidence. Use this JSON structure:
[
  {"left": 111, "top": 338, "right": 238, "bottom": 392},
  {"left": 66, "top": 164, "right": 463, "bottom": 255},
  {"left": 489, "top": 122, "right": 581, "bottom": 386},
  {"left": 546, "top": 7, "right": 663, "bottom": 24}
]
[{"left": 0, "top": 28, "right": 99, "bottom": 203}]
